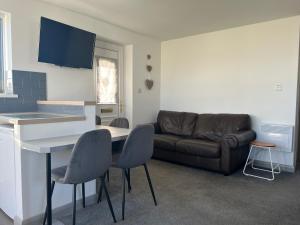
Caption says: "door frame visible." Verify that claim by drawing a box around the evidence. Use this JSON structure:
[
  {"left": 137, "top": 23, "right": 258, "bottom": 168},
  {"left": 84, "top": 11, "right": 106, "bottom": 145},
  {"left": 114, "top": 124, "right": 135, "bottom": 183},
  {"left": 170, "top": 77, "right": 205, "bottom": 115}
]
[{"left": 294, "top": 33, "right": 300, "bottom": 168}]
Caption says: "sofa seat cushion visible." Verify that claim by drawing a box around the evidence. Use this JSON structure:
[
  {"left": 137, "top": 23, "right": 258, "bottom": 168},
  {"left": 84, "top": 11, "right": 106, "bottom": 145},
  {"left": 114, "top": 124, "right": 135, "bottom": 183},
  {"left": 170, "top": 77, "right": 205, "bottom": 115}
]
[
  {"left": 176, "top": 139, "right": 221, "bottom": 158},
  {"left": 154, "top": 134, "right": 182, "bottom": 151}
]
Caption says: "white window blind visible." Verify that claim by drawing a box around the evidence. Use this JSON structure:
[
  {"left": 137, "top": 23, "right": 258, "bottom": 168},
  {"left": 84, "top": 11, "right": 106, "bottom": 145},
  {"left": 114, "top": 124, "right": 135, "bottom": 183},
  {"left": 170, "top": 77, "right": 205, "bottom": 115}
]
[
  {"left": 96, "top": 58, "right": 118, "bottom": 104},
  {"left": 0, "top": 11, "right": 13, "bottom": 96},
  {"left": 0, "top": 17, "right": 4, "bottom": 93}
]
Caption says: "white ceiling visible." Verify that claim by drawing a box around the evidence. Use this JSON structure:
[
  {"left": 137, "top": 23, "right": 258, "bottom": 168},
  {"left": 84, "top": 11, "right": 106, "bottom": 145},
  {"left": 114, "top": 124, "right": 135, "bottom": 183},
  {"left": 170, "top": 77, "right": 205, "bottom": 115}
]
[{"left": 40, "top": 0, "right": 300, "bottom": 40}]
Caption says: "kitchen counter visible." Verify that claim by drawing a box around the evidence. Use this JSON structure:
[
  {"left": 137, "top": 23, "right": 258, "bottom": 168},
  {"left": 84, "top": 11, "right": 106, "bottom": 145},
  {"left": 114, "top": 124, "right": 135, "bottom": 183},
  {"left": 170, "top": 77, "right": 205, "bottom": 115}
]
[
  {"left": 0, "top": 100, "right": 96, "bottom": 222},
  {"left": 0, "top": 112, "right": 85, "bottom": 125},
  {"left": 37, "top": 100, "right": 96, "bottom": 106}
]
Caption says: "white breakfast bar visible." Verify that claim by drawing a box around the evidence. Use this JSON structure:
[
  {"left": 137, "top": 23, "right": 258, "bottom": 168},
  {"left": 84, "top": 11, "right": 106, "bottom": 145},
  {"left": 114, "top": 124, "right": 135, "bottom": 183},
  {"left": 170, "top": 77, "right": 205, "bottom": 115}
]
[{"left": 0, "top": 101, "right": 130, "bottom": 225}]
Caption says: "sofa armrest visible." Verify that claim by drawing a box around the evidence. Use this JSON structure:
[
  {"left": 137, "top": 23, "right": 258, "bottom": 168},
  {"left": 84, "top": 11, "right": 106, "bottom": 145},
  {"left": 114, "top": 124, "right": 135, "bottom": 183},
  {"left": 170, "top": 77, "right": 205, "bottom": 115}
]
[
  {"left": 222, "top": 130, "right": 256, "bottom": 149},
  {"left": 220, "top": 130, "right": 256, "bottom": 175}
]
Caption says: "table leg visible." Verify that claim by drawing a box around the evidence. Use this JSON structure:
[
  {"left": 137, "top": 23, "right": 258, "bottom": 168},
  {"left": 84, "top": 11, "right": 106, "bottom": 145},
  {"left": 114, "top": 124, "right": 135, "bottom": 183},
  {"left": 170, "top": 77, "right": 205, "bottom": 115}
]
[{"left": 46, "top": 153, "right": 52, "bottom": 225}]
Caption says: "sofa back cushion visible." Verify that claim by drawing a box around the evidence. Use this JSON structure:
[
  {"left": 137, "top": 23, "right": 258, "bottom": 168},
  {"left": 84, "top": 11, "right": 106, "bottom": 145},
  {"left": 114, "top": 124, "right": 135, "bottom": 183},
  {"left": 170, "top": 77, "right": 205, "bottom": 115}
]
[
  {"left": 157, "top": 110, "right": 197, "bottom": 136},
  {"left": 181, "top": 112, "right": 198, "bottom": 136},
  {"left": 158, "top": 111, "right": 183, "bottom": 136},
  {"left": 192, "top": 114, "right": 251, "bottom": 140}
]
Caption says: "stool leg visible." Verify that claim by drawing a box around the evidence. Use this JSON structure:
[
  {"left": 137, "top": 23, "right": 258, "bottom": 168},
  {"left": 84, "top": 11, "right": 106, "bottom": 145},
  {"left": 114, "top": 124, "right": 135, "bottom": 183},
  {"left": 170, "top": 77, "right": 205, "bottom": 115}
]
[
  {"left": 243, "top": 145, "right": 254, "bottom": 176},
  {"left": 251, "top": 148, "right": 258, "bottom": 169}
]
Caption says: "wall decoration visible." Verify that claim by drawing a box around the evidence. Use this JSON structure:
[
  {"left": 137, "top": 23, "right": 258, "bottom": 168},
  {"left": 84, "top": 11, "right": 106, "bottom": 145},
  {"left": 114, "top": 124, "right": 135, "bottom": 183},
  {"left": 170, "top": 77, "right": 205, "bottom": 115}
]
[
  {"left": 145, "top": 54, "right": 154, "bottom": 90},
  {"left": 145, "top": 79, "right": 154, "bottom": 90},
  {"left": 146, "top": 65, "right": 152, "bottom": 72}
]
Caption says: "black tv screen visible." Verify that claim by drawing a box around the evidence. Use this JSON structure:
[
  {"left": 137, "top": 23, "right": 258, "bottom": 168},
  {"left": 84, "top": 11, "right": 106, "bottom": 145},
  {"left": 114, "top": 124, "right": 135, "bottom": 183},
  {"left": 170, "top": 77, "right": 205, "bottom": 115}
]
[{"left": 38, "top": 17, "right": 96, "bottom": 69}]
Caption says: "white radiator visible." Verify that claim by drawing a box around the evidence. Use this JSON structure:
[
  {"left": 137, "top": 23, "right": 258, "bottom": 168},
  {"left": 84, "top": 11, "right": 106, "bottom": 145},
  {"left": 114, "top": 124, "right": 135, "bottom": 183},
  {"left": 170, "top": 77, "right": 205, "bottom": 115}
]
[{"left": 258, "top": 123, "right": 294, "bottom": 152}]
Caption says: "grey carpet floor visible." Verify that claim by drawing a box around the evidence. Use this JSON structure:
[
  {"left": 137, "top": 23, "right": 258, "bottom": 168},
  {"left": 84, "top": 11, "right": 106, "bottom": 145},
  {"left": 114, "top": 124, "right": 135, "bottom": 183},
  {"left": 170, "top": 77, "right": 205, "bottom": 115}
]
[{"left": 1, "top": 160, "right": 300, "bottom": 225}]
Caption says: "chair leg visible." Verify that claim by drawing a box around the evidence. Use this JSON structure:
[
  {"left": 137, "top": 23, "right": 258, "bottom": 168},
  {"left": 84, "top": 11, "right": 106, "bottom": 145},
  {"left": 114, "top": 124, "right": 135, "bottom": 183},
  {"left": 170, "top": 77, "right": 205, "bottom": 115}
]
[
  {"left": 42, "top": 181, "right": 55, "bottom": 225},
  {"left": 144, "top": 164, "right": 157, "bottom": 206},
  {"left": 97, "top": 173, "right": 106, "bottom": 203},
  {"left": 124, "top": 169, "right": 131, "bottom": 193},
  {"left": 122, "top": 169, "right": 126, "bottom": 220},
  {"left": 82, "top": 183, "right": 85, "bottom": 208},
  {"left": 107, "top": 170, "right": 110, "bottom": 183},
  {"left": 101, "top": 177, "right": 117, "bottom": 223},
  {"left": 72, "top": 184, "right": 77, "bottom": 225},
  {"left": 127, "top": 168, "right": 131, "bottom": 192}
]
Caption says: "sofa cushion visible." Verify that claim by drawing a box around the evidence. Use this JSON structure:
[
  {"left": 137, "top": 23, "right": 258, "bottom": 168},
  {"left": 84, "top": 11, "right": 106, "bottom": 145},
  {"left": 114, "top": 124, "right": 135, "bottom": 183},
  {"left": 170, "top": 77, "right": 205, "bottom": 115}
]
[
  {"left": 157, "top": 110, "right": 197, "bottom": 136},
  {"left": 192, "top": 114, "right": 251, "bottom": 140},
  {"left": 157, "top": 111, "right": 184, "bottom": 136},
  {"left": 181, "top": 112, "right": 198, "bottom": 136},
  {"left": 154, "top": 134, "right": 182, "bottom": 151},
  {"left": 176, "top": 139, "right": 221, "bottom": 158}
]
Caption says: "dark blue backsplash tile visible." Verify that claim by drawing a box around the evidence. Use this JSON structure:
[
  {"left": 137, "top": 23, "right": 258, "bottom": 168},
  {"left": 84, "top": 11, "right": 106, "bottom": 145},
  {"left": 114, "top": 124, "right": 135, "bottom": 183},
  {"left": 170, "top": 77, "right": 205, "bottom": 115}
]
[
  {"left": 0, "top": 70, "right": 47, "bottom": 113},
  {"left": 37, "top": 105, "right": 84, "bottom": 115}
]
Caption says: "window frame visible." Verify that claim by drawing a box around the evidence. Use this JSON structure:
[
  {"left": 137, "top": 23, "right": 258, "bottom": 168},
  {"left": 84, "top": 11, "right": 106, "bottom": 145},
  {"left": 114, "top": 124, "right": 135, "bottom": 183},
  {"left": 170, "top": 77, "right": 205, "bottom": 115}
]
[{"left": 0, "top": 10, "right": 15, "bottom": 97}]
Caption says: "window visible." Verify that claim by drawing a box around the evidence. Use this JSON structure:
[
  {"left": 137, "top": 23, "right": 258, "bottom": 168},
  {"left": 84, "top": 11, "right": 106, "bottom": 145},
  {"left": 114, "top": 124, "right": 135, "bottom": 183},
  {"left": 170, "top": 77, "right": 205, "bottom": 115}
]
[
  {"left": 96, "top": 57, "right": 118, "bottom": 104},
  {"left": 0, "top": 16, "right": 4, "bottom": 93},
  {"left": 0, "top": 10, "right": 13, "bottom": 96}
]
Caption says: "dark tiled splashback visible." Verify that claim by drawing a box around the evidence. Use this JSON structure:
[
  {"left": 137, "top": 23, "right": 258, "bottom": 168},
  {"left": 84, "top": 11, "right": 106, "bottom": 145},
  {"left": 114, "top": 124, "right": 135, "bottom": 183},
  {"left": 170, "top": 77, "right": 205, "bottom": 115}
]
[
  {"left": 0, "top": 70, "right": 47, "bottom": 113},
  {"left": 38, "top": 104, "right": 84, "bottom": 115}
]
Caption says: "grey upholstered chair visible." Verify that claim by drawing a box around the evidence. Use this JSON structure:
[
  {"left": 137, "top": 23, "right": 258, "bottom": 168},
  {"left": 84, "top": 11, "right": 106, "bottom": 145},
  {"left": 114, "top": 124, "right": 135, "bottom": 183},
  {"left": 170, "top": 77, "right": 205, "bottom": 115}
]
[
  {"left": 98, "top": 124, "right": 157, "bottom": 220},
  {"left": 96, "top": 115, "right": 101, "bottom": 125},
  {"left": 43, "top": 129, "right": 116, "bottom": 225},
  {"left": 109, "top": 117, "right": 129, "bottom": 128}
]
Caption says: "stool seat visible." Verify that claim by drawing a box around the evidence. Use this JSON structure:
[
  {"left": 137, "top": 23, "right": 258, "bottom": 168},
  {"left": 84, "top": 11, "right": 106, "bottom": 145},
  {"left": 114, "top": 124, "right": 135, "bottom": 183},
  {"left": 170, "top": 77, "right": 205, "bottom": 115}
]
[{"left": 251, "top": 141, "right": 276, "bottom": 148}]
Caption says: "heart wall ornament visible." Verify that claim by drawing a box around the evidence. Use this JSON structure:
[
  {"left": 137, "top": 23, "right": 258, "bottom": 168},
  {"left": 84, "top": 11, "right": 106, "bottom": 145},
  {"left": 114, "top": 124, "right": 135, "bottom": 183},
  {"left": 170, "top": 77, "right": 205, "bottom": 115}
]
[
  {"left": 145, "top": 79, "right": 154, "bottom": 90},
  {"left": 146, "top": 65, "right": 152, "bottom": 72}
]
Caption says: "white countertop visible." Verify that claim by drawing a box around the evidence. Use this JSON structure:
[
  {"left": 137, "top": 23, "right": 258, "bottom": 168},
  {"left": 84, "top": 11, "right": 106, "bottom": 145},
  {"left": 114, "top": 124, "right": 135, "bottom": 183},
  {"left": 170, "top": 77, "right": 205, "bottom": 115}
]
[
  {"left": 37, "top": 100, "right": 96, "bottom": 106},
  {"left": 21, "top": 125, "right": 131, "bottom": 154},
  {"left": 0, "top": 112, "right": 86, "bottom": 125}
]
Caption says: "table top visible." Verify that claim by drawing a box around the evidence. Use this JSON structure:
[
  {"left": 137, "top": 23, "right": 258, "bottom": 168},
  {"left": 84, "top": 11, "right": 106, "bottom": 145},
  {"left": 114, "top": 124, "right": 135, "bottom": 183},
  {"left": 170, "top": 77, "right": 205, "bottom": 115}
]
[{"left": 21, "top": 125, "right": 131, "bottom": 154}]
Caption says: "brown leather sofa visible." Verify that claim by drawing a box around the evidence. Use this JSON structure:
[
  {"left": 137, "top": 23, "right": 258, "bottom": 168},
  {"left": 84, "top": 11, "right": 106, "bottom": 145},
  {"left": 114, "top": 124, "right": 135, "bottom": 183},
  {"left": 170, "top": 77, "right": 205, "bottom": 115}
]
[{"left": 152, "top": 111, "right": 256, "bottom": 175}]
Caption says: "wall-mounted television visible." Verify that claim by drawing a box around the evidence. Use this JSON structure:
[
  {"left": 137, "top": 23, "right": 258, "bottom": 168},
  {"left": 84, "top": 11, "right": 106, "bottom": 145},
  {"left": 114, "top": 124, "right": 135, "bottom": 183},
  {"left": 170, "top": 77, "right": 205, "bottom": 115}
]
[{"left": 38, "top": 17, "right": 96, "bottom": 69}]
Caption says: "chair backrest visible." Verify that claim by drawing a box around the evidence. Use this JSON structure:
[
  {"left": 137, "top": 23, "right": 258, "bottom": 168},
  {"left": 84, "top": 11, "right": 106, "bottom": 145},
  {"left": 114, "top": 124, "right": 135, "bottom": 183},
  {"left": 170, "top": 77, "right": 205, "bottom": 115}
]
[
  {"left": 96, "top": 115, "right": 101, "bottom": 125},
  {"left": 64, "top": 129, "right": 112, "bottom": 184},
  {"left": 110, "top": 117, "right": 129, "bottom": 128},
  {"left": 117, "top": 124, "right": 154, "bottom": 168}
]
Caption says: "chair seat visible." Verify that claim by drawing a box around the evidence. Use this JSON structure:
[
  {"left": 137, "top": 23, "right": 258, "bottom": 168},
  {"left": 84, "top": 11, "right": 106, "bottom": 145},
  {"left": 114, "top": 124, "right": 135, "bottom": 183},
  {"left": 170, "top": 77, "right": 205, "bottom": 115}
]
[
  {"left": 51, "top": 166, "right": 67, "bottom": 183},
  {"left": 154, "top": 134, "right": 182, "bottom": 151},
  {"left": 176, "top": 139, "right": 221, "bottom": 158}
]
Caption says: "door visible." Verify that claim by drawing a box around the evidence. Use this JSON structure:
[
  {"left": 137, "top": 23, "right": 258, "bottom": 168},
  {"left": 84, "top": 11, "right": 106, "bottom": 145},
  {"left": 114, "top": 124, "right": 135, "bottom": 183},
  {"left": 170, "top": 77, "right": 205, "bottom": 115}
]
[{"left": 94, "top": 40, "right": 124, "bottom": 125}]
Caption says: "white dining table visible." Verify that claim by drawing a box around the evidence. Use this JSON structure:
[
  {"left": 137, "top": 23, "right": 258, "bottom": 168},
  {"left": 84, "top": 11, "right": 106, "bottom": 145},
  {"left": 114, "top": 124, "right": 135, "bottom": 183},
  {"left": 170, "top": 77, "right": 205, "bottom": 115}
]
[
  {"left": 21, "top": 125, "right": 131, "bottom": 225},
  {"left": 22, "top": 125, "right": 131, "bottom": 153}
]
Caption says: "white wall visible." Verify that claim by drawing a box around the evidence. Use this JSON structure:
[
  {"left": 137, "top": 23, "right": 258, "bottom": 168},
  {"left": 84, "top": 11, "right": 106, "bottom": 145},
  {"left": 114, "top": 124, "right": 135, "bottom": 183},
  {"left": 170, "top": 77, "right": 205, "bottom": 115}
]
[
  {"left": 0, "top": 0, "right": 161, "bottom": 126},
  {"left": 161, "top": 16, "right": 300, "bottom": 167}
]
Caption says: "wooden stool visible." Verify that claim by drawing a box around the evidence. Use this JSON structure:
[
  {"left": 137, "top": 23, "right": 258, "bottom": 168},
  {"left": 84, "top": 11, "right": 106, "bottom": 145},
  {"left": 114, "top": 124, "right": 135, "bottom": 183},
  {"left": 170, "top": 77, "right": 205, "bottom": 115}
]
[{"left": 243, "top": 141, "right": 280, "bottom": 181}]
